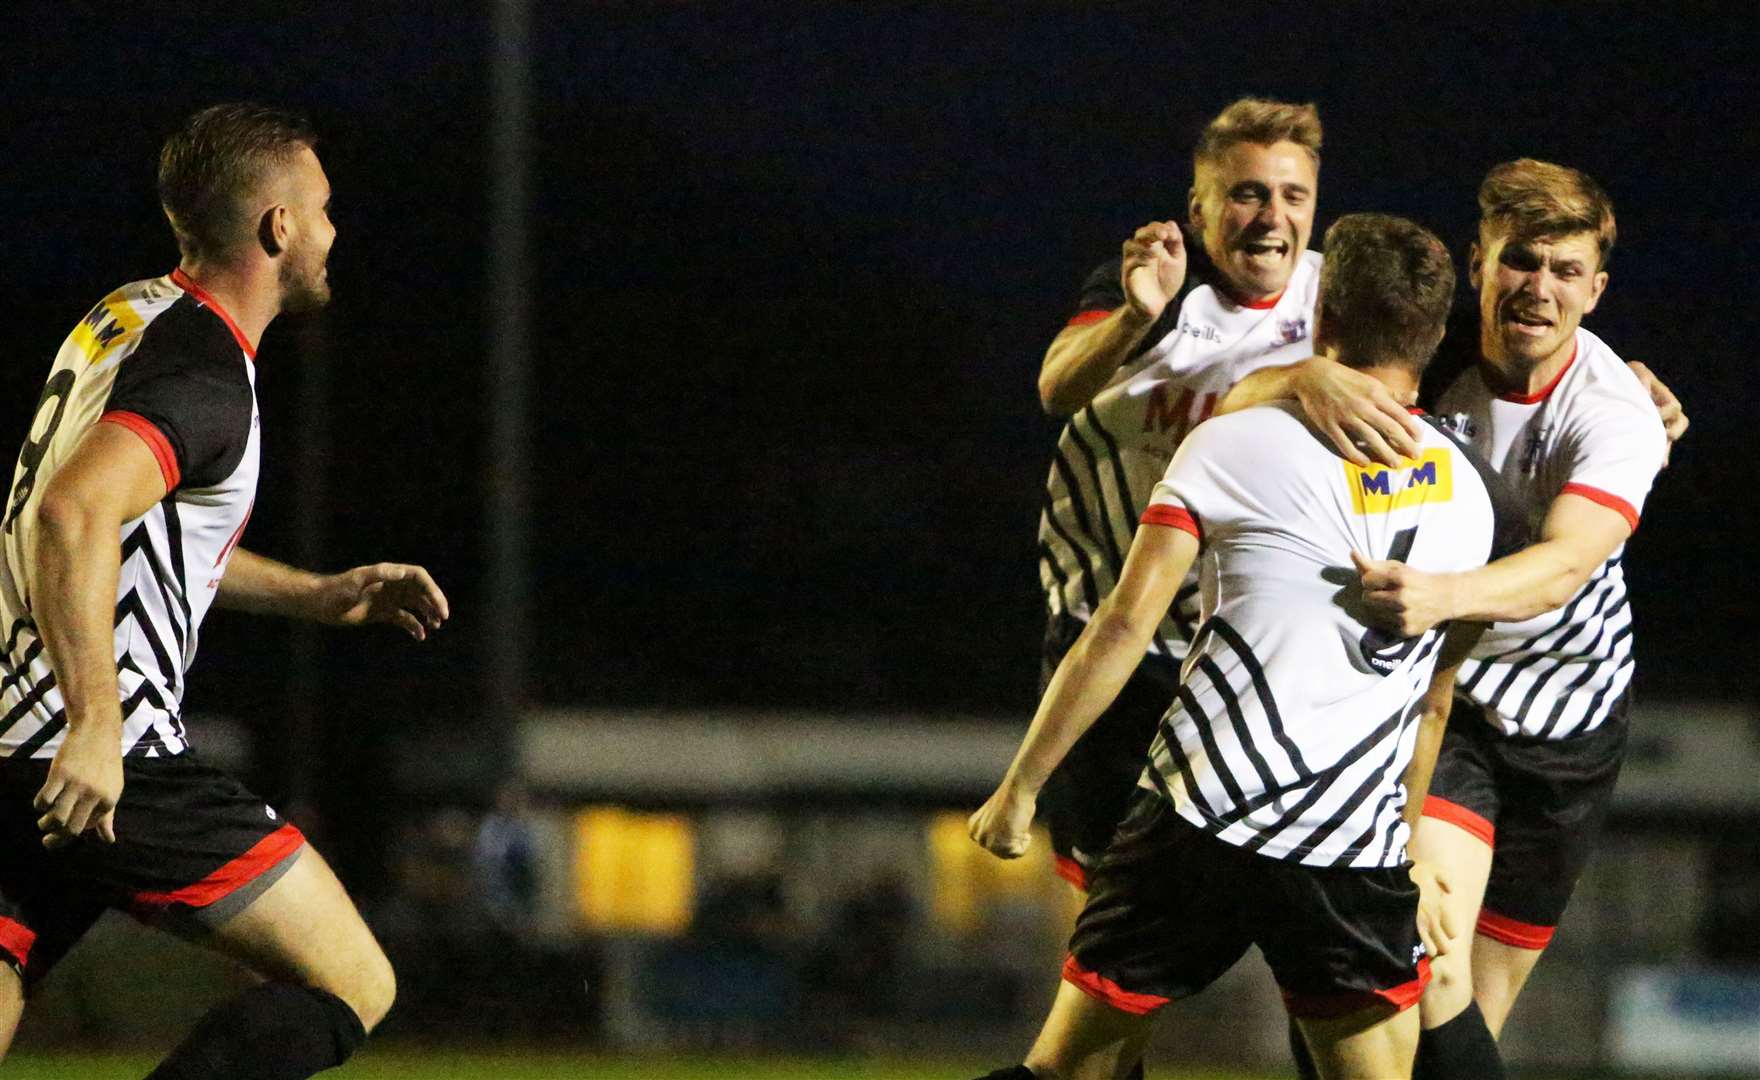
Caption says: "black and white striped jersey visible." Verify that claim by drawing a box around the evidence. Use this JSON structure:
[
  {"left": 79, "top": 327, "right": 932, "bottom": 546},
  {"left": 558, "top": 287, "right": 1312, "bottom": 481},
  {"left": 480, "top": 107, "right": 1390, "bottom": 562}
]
[
  {"left": 1436, "top": 328, "right": 1666, "bottom": 740},
  {"left": 0, "top": 270, "right": 260, "bottom": 759},
  {"left": 1137, "top": 403, "right": 1516, "bottom": 868},
  {"left": 1039, "top": 249, "right": 1323, "bottom": 670}
]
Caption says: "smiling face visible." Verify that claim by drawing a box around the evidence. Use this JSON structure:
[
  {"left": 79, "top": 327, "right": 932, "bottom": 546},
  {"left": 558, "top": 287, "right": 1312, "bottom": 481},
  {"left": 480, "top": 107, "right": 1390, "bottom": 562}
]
[
  {"left": 1189, "top": 139, "right": 1317, "bottom": 304},
  {"left": 1472, "top": 227, "right": 1607, "bottom": 373}
]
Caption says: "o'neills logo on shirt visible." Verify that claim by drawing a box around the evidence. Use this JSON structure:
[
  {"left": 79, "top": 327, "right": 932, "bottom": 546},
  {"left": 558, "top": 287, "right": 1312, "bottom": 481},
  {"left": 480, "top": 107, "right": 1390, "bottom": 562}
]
[{"left": 1344, "top": 449, "right": 1453, "bottom": 514}]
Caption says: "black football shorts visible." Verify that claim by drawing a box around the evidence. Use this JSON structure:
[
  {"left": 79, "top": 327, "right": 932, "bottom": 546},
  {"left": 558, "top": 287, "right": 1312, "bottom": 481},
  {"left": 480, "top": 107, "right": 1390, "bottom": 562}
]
[
  {"left": 1422, "top": 692, "right": 1628, "bottom": 948},
  {"left": 1065, "top": 790, "right": 1430, "bottom": 1021},
  {"left": 0, "top": 750, "right": 305, "bottom": 990}
]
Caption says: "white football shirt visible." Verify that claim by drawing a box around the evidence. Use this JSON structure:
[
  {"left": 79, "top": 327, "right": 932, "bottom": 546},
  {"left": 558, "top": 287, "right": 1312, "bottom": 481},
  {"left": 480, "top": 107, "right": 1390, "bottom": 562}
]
[
  {"left": 1435, "top": 327, "right": 1666, "bottom": 739},
  {"left": 1138, "top": 402, "right": 1513, "bottom": 867},
  {"left": 1040, "top": 251, "right": 1323, "bottom": 667}
]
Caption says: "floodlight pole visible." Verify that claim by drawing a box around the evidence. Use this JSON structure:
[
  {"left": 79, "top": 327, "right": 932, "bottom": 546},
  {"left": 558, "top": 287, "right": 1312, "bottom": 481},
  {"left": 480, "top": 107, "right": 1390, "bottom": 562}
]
[{"left": 486, "top": 0, "right": 533, "bottom": 734}]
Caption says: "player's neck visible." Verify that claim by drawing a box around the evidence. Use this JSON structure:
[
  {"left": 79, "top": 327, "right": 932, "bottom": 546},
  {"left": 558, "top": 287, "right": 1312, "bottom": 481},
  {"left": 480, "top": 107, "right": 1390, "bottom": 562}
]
[
  {"left": 1479, "top": 333, "right": 1577, "bottom": 399},
  {"left": 175, "top": 259, "right": 280, "bottom": 352},
  {"left": 1358, "top": 365, "right": 1419, "bottom": 406}
]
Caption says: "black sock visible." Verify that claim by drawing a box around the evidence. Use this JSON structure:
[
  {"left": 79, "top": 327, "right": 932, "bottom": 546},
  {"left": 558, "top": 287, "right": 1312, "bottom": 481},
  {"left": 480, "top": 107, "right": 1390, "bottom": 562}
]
[
  {"left": 1122, "top": 1058, "right": 1146, "bottom": 1080},
  {"left": 1415, "top": 1001, "right": 1505, "bottom": 1080},
  {"left": 1287, "top": 1015, "right": 1322, "bottom": 1079},
  {"left": 969, "top": 1068, "right": 1034, "bottom": 1080},
  {"left": 145, "top": 982, "right": 368, "bottom": 1080}
]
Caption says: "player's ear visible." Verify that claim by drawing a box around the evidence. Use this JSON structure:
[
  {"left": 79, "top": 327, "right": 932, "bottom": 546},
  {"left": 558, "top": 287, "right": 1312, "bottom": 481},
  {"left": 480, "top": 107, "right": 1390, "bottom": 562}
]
[
  {"left": 258, "top": 204, "right": 289, "bottom": 257},
  {"left": 1466, "top": 242, "right": 1483, "bottom": 291},
  {"left": 1187, "top": 186, "right": 1206, "bottom": 233},
  {"left": 1582, "top": 269, "right": 1609, "bottom": 316}
]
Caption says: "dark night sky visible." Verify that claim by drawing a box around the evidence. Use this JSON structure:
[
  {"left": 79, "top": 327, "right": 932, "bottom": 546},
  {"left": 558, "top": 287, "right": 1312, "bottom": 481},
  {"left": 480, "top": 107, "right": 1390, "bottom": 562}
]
[{"left": 0, "top": 4, "right": 1753, "bottom": 773}]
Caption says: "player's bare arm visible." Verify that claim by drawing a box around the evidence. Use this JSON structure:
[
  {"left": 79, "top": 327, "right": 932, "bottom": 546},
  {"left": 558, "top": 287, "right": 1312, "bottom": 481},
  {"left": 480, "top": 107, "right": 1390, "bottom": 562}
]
[
  {"left": 1038, "top": 221, "right": 1186, "bottom": 416},
  {"left": 29, "top": 422, "right": 170, "bottom": 848},
  {"left": 1215, "top": 355, "right": 1421, "bottom": 468},
  {"left": 216, "top": 549, "right": 448, "bottom": 640},
  {"left": 969, "top": 522, "right": 1199, "bottom": 858},
  {"left": 1356, "top": 493, "right": 1632, "bottom": 637}
]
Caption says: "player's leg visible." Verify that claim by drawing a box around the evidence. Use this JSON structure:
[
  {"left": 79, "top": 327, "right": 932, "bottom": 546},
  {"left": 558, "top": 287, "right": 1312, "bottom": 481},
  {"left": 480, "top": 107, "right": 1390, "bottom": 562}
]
[
  {"left": 1468, "top": 935, "right": 1544, "bottom": 1037},
  {"left": 1409, "top": 812, "right": 1493, "bottom": 1028},
  {"left": 145, "top": 844, "right": 391, "bottom": 1080},
  {"left": 1296, "top": 1002, "right": 1420, "bottom": 1079},
  {"left": 0, "top": 964, "right": 20, "bottom": 1059},
  {"left": 1023, "top": 979, "right": 1156, "bottom": 1080},
  {"left": 1401, "top": 702, "right": 1506, "bottom": 1078},
  {"left": 1465, "top": 702, "right": 1628, "bottom": 1039}
]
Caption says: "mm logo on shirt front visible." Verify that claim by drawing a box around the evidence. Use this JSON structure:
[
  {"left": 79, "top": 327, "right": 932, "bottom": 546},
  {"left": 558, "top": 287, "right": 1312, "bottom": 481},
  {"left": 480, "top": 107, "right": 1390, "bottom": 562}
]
[{"left": 1345, "top": 449, "right": 1453, "bottom": 514}]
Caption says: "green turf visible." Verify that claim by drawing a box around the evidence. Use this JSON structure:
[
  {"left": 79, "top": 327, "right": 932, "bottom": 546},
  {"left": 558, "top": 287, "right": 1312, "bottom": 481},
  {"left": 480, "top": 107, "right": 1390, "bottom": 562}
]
[{"left": 0, "top": 1050, "right": 1270, "bottom": 1080}]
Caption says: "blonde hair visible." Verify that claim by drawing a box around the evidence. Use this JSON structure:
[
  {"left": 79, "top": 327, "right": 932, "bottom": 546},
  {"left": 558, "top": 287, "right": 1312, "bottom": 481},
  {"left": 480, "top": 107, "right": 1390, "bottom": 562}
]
[
  {"left": 1193, "top": 98, "right": 1322, "bottom": 186},
  {"left": 1478, "top": 158, "right": 1616, "bottom": 268}
]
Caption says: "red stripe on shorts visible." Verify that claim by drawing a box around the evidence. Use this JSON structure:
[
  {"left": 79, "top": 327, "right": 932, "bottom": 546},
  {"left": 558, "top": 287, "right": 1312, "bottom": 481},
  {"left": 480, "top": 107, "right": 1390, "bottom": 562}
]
[
  {"left": 1282, "top": 955, "right": 1432, "bottom": 1020},
  {"left": 1061, "top": 952, "right": 1170, "bottom": 1016},
  {"left": 1065, "top": 309, "right": 1114, "bottom": 328},
  {"left": 1421, "top": 796, "right": 1495, "bottom": 848},
  {"left": 0, "top": 916, "right": 36, "bottom": 969},
  {"left": 1476, "top": 909, "right": 1555, "bottom": 950},
  {"left": 1052, "top": 854, "right": 1089, "bottom": 892},
  {"left": 130, "top": 823, "right": 305, "bottom": 910}
]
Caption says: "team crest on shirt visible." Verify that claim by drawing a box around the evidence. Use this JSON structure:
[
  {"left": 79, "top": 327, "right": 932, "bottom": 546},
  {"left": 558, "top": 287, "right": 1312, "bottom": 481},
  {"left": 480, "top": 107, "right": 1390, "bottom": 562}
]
[
  {"left": 1275, "top": 316, "right": 1308, "bottom": 346},
  {"left": 1343, "top": 449, "right": 1454, "bottom": 514},
  {"left": 1521, "top": 425, "right": 1552, "bottom": 475}
]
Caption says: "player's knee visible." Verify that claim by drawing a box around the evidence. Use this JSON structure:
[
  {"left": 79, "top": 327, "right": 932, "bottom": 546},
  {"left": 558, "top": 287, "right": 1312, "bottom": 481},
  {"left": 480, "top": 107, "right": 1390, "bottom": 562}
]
[
  {"left": 349, "top": 949, "right": 396, "bottom": 1033},
  {"left": 1421, "top": 951, "right": 1475, "bottom": 1023}
]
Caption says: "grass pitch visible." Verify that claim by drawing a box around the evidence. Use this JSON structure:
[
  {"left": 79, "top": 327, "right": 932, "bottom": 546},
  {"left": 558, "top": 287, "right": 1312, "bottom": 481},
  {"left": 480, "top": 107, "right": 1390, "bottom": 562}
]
[{"left": 0, "top": 1049, "right": 1272, "bottom": 1079}]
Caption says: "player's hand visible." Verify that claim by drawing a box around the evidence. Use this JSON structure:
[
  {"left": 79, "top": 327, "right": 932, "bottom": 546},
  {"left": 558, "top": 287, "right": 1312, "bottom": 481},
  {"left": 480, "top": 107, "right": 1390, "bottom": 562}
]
[
  {"left": 35, "top": 723, "right": 122, "bottom": 849},
  {"left": 1626, "top": 361, "right": 1688, "bottom": 466},
  {"left": 320, "top": 562, "right": 450, "bottom": 640},
  {"left": 968, "top": 778, "right": 1037, "bottom": 859},
  {"left": 1293, "top": 357, "right": 1422, "bottom": 468},
  {"left": 1409, "top": 860, "right": 1455, "bottom": 958},
  {"left": 1120, "top": 221, "right": 1187, "bottom": 323},
  {"left": 1352, "top": 551, "right": 1457, "bottom": 638}
]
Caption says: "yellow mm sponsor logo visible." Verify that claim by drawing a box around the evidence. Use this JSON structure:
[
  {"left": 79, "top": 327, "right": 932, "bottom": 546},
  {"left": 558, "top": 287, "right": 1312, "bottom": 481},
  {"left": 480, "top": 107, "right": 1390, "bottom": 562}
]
[{"left": 1346, "top": 448, "right": 1453, "bottom": 514}]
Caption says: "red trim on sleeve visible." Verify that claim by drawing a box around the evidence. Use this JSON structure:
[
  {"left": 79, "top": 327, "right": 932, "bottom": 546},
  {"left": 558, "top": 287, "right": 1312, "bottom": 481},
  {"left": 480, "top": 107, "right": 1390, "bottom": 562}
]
[
  {"left": 1052, "top": 854, "right": 1089, "bottom": 892},
  {"left": 1065, "top": 309, "right": 1115, "bottom": 328},
  {"left": 169, "top": 268, "right": 256, "bottom": 361},
  {"left": 1420, "top": 796, "right": 1495, "bottom": 848},
  {"left": 130, "top": 823, "right": 305, "bottom": 910},
  {"left": 1139, "top": 504, "right": 1201, "bottom": 540},
  {"left": 98, "top": 411, "right": 181, "bottom": 491},
  {"left": 1061, "top": 952, "right": 1171, "bottom": 1016},
  {"left": 1281, "top": 956, "right": 1431, "bottom": 1020},
  {"left": 1495, "top": 342, "right": 1578, "bottom": 404},
  {"left": 1476, "top": 909, "right": 1555, "bottom": 951},
  {"left": 1560, "top": 482, "right": 1640, "bottom": 532},
  {"left": 0, "top": 916, "right": 36, "bottom": 970}
]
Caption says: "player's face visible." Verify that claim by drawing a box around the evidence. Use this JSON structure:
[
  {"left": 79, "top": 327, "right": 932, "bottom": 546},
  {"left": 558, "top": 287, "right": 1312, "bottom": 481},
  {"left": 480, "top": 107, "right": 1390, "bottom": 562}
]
[
  {"left": 1472, "top": 229, "right": 1607, "bottom": 370},
  {"left": 1189, "top": 139, "right": 1317, "bottom": 303},
  {"left": 278, "top": 146, "right": 336, "bottom": 314}
]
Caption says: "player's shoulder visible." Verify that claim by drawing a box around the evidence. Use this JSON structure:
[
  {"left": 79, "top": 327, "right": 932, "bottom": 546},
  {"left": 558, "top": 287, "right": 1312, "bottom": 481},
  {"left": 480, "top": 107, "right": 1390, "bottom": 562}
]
[
  {"left": 1559, "top": 328, "right": 1666, "bottom": 435},
  {"left": 1185, "top": 401, "right": 1315, "bottom": 457}
]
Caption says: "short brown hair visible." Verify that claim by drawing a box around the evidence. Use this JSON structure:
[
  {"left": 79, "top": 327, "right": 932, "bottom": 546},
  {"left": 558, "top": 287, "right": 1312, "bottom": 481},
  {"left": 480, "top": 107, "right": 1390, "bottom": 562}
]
[
  {"left": 1478, "top": 158, "right": 1616, "bottom": 269},
  {"left": 1194, "top": 97, "right": 1322, "bottom": 181},
  {"left": 1317, "top": 214, "right": 1456, "bottom": 373},
  {"left": 158, "top": 103, "right": 317, "bottom": 260}
]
